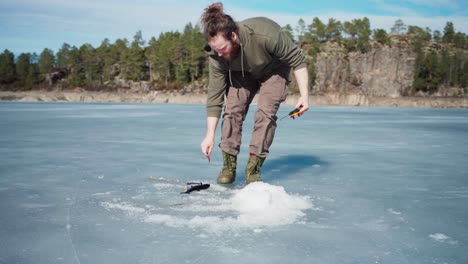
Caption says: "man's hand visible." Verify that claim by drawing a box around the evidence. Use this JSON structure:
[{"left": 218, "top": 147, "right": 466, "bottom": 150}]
[
  {"left": 201, "top": 116, "right": 219, "bottom": 162},
  {"left": 200, "top": 135, "right": 214, "bottom": 162},
  {"left": 293, "top": 67, "right": 310, "bottom": 115},
  {"left": 295, "top": 97, "right": 309, "bottom": 116}
]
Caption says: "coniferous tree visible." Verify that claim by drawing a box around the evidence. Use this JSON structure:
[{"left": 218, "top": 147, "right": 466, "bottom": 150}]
[
  {"left": 96, "top": 38, "right": 116, "bottom": 84},
  {"left": 461, "top": 58, "right": 468, "bottom": 88},
  {"left": 282, "top": 24, "right": 295, "bottom": 42},
  {"left": 433, "top": 30, "right": 442, "bottom": 42},
  {"left": 152, "top": 32, "right": 177, "bottom": 86},
  {"left": 26, "top": 63, "right": 39, "bottom": 88},
  {"left": 453, "top": 32, "right": 466, "bottom": 49},
  {"left": 57, "top": 43, "right": 72, "bottom": 70},
  {"left": 408, "top": 26, "right": 432, "bottom": 42},
  {"left": 356, "top": 17, "right": 371, "bottom": 52},
  {"left": 452, "top": 50, "right": 464, "bottom": 87},
  {"left": 68, "top": 46, "right": 86, "bottom": 87},
  {"left": 343, "top": 21, "right": 358, "bottom": 40},
  {"left": 16, "top": 53, "right": 31, "bottom": 85},
  {"left": 145, "top": 36, "right": 158, "bottom": 82},
  {"left": 112, "top": 38, "right": 129, "bottom": 80},
  {"left": 391, "top": 19, "right": 407, "bottom": 35},
  {"left": 309, "top": 17, "right": 327, "bottom": 42},
  {"left": 38, "top": 48, "right": 55, "bottom": 74},
  {"left": 439, "top": 48, "right": 451, "bottom": 87},
  {"left": 182, "top": 23, "right": 206, "bottom": 83},
  {"left": 79, "top": 43, "right": 103, "bottom": 87},
  {"left": 442, "top": 22, "right": 455, "bottom": 44},
  {"left": 122, "top": 31, "right": 146, "bottom": 81},
  {"left": 414, "top": 51, "right": 442, "bottom": 93},
  {"left": 373, "top": 29, "right": 390, "bottom": 45},
  {"left": 408, "top": 25, "right": 432, "bottom": 51},
  {"left": 0, "top": 49, "right": 16, "bottom": 84},
  {"left": 295, "top": 18, "right": 306, "bottom": 44},
  {"left": 325, "top": 18, "right": 342, "bottom": 42}
]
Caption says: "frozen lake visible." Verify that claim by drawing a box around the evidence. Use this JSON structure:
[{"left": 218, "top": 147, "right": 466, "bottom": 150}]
[{"left": 0, "top": 102, "right": 467, "bottom": 264}]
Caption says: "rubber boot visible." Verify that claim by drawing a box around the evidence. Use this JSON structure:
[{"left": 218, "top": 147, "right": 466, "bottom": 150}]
[
  {"left": 217, "top": 152, "right": 237, "bottom": 184},
  {"left": 245, "top": 154, "right": 265, "bottom": 184}
]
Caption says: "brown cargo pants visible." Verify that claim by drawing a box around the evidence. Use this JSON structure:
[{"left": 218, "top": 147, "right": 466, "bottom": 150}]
[{"left": 220, "top": 66, "right": 290, "bottom": 159}]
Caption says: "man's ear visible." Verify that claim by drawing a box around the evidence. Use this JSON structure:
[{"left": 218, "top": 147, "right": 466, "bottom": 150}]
[{"left": 231, "top": 32, "right": 238, "bottom": 42}]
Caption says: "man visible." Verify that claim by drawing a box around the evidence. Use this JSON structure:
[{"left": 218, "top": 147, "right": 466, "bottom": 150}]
[{"left": 199, "top": 2, "right": 309, "bottom": 184}]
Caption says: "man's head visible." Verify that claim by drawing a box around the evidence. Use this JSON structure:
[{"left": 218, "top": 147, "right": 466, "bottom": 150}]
[{"left": 200, "top": 2, "right": 240, "bottom": 61}]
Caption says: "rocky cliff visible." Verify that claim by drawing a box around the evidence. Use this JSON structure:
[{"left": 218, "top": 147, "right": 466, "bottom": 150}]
[{"left": 314, "top": 41, "right": 416, "bottom": 98}]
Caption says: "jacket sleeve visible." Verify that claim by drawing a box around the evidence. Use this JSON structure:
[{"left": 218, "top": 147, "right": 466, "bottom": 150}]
[
  {"left": 206, "top": 57, "right": 227, "bottom": 118},
  {"left": 266, "top": 29, "right": 307, "bottom": 71}
]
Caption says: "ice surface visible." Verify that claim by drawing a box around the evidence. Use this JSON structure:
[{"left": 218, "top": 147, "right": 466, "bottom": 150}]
[{"left": 1, "top": 102, "right": 467, "bottom": 264}]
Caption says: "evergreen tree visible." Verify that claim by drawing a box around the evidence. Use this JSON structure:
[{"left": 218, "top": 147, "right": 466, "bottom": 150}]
[
  {"left": 68, "top": 46, "right": 86, "bottom": 87},
  {"left": 96, "top": 38, "right": 117, "bottom": 84},
  {"left": 408, "top": 25, "right": 432, "bottom": 51},
  {"left": 295, "top": 18, "right": 306, "bottom": 44},
  {"left": 408, "top": 26, "right": 431, "bottom": 42},
  {"left": 79, "top": 43, "right": 103, "bottom": 87},
  {"left": 452, "top": 50, "right": 464, "bottom": 87},
  {"left": 57, "top": 43, "right": 72, "bottom": 70},
  {"left": 373, "top": 29, "right": 390, "bottom": 45},
  {"left": 325, "top": 18, "right": 342, "bottom": 42},
  {"left": 152, "top": 32, "right": 177, "bottom": 85},
  {"left": 16, "top": 53, "right": 31, "bottom": 84},
  {"left": 145, "top": 36, "right": 158, "bottom": 82},
  {"left": 16, "top": 53, "right": 39, "bottom": 89},
  {"left": 282, "top": 24, "right": 295, "bottom": 42},
  {"left": 0, "top": 49, "right": 16, "bottom": 84},
  {"left": 439, "top": 48, "right": 451, "bottom": 87},
  {"left": 113, "top": 38, "right": 129, "bottom": 79},
  {"left": 442, "top": 22, "right": 455, "bottom": 44},
  {"left": 343, "top": 21, "right": 358, "bottom": 40},
  {"left": 390, "top": 19, "right": 407, "bottom": 35},
  {"left": 356, "top": 17, "right": 371, "bottom": 52},
  {"left": 308, "top": 17, "right": 327, "bottom": 42},
  {"left": 433, "top": 30, "right": 442, "bottom": 42},
  {"left": 414, "top": 51, "right": 442, "bottom": 93},
  {"left": 182, "top": 23, "right": 206, "bottom": 83},
  {"left": 26, "top": 63, "right": 39, "bottom": 88},
  {"left": 453, "top": 32, "right": 466, "bottom": 49},
  {"left": 461, "top": 58, "right": 468, "bottom": 88},
  {"left": 121, "top": 31, "right": 147, "bottom": 81},
  {"left": 38, "top": 48, "right": 55, "bottom": 74}
]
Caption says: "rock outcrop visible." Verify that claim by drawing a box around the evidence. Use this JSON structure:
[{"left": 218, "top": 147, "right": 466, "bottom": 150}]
[{"left": 314, "top": 42, "right": 416, "bottom": 98}]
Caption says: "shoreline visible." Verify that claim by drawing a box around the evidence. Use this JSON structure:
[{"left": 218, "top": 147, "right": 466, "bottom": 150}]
[{"left": 0, "top": 90, "right": 467, "bottom": 108}]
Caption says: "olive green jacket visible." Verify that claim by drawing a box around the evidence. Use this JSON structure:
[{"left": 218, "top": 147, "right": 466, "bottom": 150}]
[{"left": 206, "top": 17, "right": 307, "bottom": 118}]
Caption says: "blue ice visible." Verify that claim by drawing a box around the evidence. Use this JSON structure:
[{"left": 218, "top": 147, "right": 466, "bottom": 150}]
[{"left": 0, "top": 102, "right": 467, "bottom": 264}]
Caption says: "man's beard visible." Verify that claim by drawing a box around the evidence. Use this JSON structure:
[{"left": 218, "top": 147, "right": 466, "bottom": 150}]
[{"left": 223, "top": 41, "right": 240, "bottom": 62}]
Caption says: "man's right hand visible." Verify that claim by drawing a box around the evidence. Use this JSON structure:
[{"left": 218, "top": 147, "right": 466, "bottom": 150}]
[
  {"left": 200, "top": 135, "right": 214, "bottom": 161},
  {"left": 201, "top": 116, "right": 219, "bottom": 162}
]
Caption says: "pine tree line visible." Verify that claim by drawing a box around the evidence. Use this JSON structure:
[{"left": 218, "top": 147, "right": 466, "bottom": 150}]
[{"left": 0, "top": 18, "right": 467, "bottom": 94}]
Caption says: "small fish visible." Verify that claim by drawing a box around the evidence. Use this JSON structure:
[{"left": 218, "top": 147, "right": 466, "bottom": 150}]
[{"left": 181, "top": 182, "right": 210, "bottom": 194}]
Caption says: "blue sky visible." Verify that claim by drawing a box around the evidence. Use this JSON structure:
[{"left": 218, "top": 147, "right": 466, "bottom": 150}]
[{"left": 1, "top": 0, "right": 467, "bottom": 55}]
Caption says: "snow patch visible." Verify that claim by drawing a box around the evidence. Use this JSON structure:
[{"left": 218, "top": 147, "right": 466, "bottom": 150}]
[
  {"left": 231, "top": 182, "right": 312, "bottom": 227},
  {"left": 387, "top": 208, "right": 402, "bottom": 215},
  {"left": 429, "top": 233, "right": 458, "bottom": 245},
  {"left": 101, "top": 202, "right": 146, "bottom": 216},
  {"left": 104, "top": 182, "right": 312, "bottom": 233}
]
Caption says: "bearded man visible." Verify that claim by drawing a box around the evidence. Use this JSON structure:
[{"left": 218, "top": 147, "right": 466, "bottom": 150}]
[{"left": 199, "top": 2, "right": 310, "bottom": 184}]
